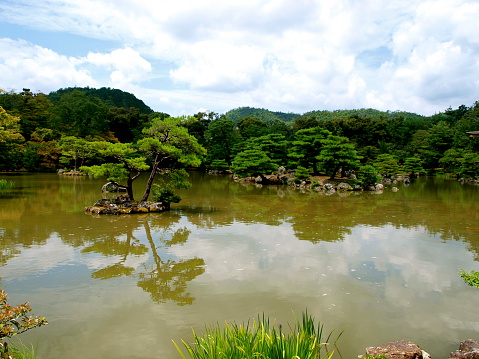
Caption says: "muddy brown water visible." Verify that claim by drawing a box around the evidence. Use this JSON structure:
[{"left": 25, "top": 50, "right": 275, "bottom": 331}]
[{"left": 1, "top": 172, "right": 479, "bottom": 358}]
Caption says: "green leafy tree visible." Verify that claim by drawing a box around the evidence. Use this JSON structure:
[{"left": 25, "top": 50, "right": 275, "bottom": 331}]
[
  {"left": 317, "top": 135, "right": 361, "bottom": 179},
  {"left": 58, "top": 136, "right": 96, "bottom": 171},
  {"left": 50, "top": 90, "right": 110, "bottom": 138},
  {"left": 373, "top": 154, "right": 400, "bottom": 177},
  {"left": 80, "top": 142, "right": 150, "bottom": 200},
  {"left": 237, "top": 116, "right": 269, "bottom": 139},
  {"left": 0, "top": 290, "right": 48, "bottom": 358},
  {"left": 459, "top": 152, "right": 479, "bottom": 178},
  {"left": 204, "top": 118, "right": 239, "bottom": 165},
  {"left": 294, "top": 166, "right": 311, "bottom": 182},
  {"left": 403, "top": 157, "right": 425, "bottom": 178},
  {"left": 439, "top": 148, "right": 464, "bottom": 174},
  {"left": 0, "top": 107, "right": 25, "bottom": 171},
  {"left": 246, "top": 133, "right": 289, "bottom": 167},
  {"left": 81, "top": 116, "right": 206, "bottom": 203},
  {"left": 357, "top": 165, "right": 380, "bottom": 188},
  {"left": 289, "top": 127, "right": 331, "bottom": 175},
  {"left": 231, "top": 148, "right": 276, "bottom": 179},
  {"left": 138, "top": 116, "right": 206, "bottom": 202}
]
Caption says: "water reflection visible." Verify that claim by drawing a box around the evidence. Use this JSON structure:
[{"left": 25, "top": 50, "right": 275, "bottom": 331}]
[{"left": 1, "top": 173, "right": 479, "bottom": 359}]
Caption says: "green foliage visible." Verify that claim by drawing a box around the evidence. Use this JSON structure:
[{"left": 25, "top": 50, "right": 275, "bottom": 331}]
[
  {"left": 7, "top": 339, "right": 37, "bottom": 359},
  {"left": 231, "top": 149, "right": 277, "bottom": 178},
  {"left": 290, "top": 127, "right": 331, "bottom": 175},
  {"left": 373, "top": 154, "right": 400, "bottom": 177},
  {"left": 317, "top": 135, "right": 361, "bottom": 179},
  {"left": 364, "top": 355, "right": 388, "bottom": 359},
  {"left": 237, "top": 116, "right": 269, "bottom": 139},
  {"left": 294, "top": 166, "right": 311, "bottom": 182},
  {"left": 357, "top": 165, "right": 380, "bottom": 188},
  {"left": 0, "top": 179, "right": 14, "bottom": 190},
  {"left": 47, "top": 87, "right": 153, "bottom": 114},
  {"left": 174, "top": 311, "right": 341, "bottom": 359},
  {"left": 207, "top": 159, "right": 229, "bottom": 171},
  {"left": 459, "top": 270, "right": 479, "bottom": 288},
  {"left": 0, "top": 290, "right": 47, "bottom": 359},
  {"left": 458, "top": 152, "right": 479, "bottom": 178},
  {"left": 204, "top": 118, "right": 240, "bottom": 165},
  {"left": 403, "top": 157, "right": 425, "bottom": 176},
  {"left": 225, "top": 106, "right": 300, "bottom": 123},
  {"left": 247, "top": 133, "right": 289, "bottom": 166},
  {"left": 151, "top": 169, "right": 192, "bottom": 205}
]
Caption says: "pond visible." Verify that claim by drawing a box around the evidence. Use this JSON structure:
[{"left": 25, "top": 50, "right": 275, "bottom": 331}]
[{"left": 1, "top": 172, "right": 479, "bottom": 358}]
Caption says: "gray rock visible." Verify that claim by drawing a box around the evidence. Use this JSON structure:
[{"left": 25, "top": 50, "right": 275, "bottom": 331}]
[
  {"left": 366, "top": 341, "right": 428, "bottom": 359},
  {"left": 449, "top": 339, "right": 479, "bottom": 359},
  {"left": 338, "top": 182, "right": 352, "bottom": 190}
]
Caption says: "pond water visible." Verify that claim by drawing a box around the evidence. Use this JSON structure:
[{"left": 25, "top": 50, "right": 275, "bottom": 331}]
[{"left": 1, "top": 172, "right": 479, "bottom": 358}]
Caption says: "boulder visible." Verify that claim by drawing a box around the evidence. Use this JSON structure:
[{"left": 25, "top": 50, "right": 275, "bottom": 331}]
[
  {"left": 449, "top": 340, "right": 479, "bottom": 359},
  {"left": 338, "top": 182, "right": 353, "bottom": 191},
  {"left": 365, "top": 341, "right": 429, "bottom": 359}
]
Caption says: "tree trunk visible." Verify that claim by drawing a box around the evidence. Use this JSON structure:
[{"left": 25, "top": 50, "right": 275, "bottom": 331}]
[
  {"left": 127, "top": 171, "right": 141, "bottom": 201},
  {"left": 140, "top": 160, "right": 159, "bottom": 202}
]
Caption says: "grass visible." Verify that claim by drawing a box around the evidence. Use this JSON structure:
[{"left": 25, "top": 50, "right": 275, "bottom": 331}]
[
  {"left": 173, "top": 310, "right": 342, "bottom": 359},
  {"left": 0, "top": 179, "right": 14, "bottom": 190},
  {"left": 5, "top": 339, "right": 38, "bottom": 359},
  {"left": 459, "top": 269, "right": 479, "bottom": 288}
]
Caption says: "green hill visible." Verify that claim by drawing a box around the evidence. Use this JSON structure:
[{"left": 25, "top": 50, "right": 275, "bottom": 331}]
[
  {"left": 47, "top": 87, "right": 153, "bottom": 114},
  {"left": 225, "top": 107, "right": 300, "bottom": 123}
]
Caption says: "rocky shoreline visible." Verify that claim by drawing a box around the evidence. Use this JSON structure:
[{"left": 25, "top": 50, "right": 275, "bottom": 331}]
[
  {"left": 360, "top": 339, "right": 479, "bottom": 359},
  {"left": 84, "top": 194, "right": 168, "bottom": 215}
]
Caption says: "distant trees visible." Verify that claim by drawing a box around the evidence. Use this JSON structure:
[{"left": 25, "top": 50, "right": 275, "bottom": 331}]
[
  {"left": 1, "top": 87, "right": 479, "bottom": 182},
  {"left": 80, "top": 116, "right": 206, "bottom": 202}
]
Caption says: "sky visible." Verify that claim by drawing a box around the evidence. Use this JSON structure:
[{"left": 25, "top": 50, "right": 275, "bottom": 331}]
[{"left": 0, "top": 0, "right": 478, "bottom": 117}]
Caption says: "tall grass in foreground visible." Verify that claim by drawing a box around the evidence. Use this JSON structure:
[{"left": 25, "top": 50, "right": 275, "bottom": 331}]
[
  {"left": 0, "top": 179, "right": 14, "bottom": 190},
  {"left": 173, "top": 311, "right": 342, "bottom": 359},
  {"left": 8, "top": 339, "right": 38, "bottom": 359}
]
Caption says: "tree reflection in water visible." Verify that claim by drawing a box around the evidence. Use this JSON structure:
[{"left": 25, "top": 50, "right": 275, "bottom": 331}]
[
  {"left": 79, "top": 216, "right": 205, "bottom": 306},
  {"left": 137, "top": 221, "right": 205, "bottom": 306}
]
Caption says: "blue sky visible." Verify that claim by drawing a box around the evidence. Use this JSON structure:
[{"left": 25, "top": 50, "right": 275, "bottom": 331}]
[{"left": 1, "top": 0, "right": 478, "bottom": 116}]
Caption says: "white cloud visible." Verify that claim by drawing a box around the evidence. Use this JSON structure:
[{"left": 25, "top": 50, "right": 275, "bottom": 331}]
[
  {"left": 0, "top": 38, "right": 96, "bottom": 92},
  {"left": 1, "top": 0, "right": 478, "bottom": 115}
]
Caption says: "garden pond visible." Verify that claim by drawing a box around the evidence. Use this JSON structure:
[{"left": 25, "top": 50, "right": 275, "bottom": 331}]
[{"left": 1, "top": 172, "right": 479, "bottom": 358}]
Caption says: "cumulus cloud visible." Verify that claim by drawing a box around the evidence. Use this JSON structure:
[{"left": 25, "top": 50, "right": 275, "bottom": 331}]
[{"left": 1, "top": 0, "right": 479, "bottom": 115}]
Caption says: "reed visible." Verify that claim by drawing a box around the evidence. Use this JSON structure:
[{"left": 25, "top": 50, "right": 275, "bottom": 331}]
[
  {"left": 173, "top": 310, "right": 342, "bottom": 359},
  {"left": 0, "top": 179, "right": 14, "bottom": 190}
]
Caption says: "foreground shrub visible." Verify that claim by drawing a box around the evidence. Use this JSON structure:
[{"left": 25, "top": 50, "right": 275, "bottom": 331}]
[
  {"left": 459, "top": 269, "right": 479, "bottom": 288},
  {"left": 0, "top": 290, "right": 47, "bottom": 358},
  {"left": 0, "top": 179, "right": 14, "bottom": 190},
  {"left": 174, "top": 311, "right": 342, "bottom": 359}
]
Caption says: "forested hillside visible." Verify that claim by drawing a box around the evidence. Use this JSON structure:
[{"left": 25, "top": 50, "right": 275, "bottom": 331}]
[
  {"left": 0, "top": 86, "right": 478, "bottom": 182},
  {"left": 225, "top": 107, "right": 300, "bottom": 123}
]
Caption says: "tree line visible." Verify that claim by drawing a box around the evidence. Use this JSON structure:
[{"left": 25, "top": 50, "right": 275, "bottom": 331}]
[{"left": 1, "top": 87, "right": 479, "bottom": 189}]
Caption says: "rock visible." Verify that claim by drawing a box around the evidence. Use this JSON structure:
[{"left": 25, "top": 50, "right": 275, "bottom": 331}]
[
  {"left": 366, "top": 341, "right": 428, "bottom": 359},
  {"left": 449, "top": 339, "right": 479, "bottom": 359},
  {"left": 324, "top": 183, "right": 334, "bottom": 191},
  {"left": 392, "top": 187, "right": 399, "bottom": 192},
  {"left": 255, "top": 176, "right": 263, "bottom": 183},
  {"left": 338, "top": 182, "right": 353, "bottom": 191},
  {"left": 375, "top": 183, "right": 384, "bottom": 191},
  {"left": 277, "top": 166, "right": 287, "bottom": 176}
]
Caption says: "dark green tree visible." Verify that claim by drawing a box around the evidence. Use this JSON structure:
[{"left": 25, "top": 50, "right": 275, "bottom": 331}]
[
  {"left": 204, "top": 118, "right": 239, "bottom": 165},
  {"left": 373, "top": 154, "right": 400, "bottom": 177},
  {"left": 289, "top": 127, "right": 331, "bottom": 175},
  {"left": 317, "top": 135, "right": 361, "bottom": 179},
  {"left": 231, "top": 149, "right": 276, "bottom": 179}
]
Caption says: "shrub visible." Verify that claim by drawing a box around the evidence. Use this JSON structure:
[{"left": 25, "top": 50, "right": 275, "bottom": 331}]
[
  {"left": 459, "top": 269, "right": 479, "bottom": 288},
  {"left": 0, "top": 179, "right": 14, "bottom": 190},
  {"left": 174, "top": 311, "right": 342, "bottom": 359},
  {"left": 0, "top": 290, "right": 47, "bottom": 358}
]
